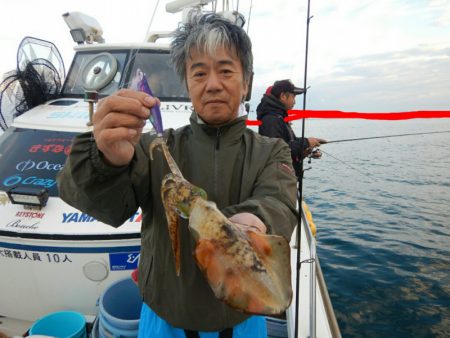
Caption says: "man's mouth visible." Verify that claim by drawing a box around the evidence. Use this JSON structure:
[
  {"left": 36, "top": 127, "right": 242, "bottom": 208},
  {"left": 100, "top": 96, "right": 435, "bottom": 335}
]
[{"left": 205, "top": 100, "right": 226, "bottom": 105}]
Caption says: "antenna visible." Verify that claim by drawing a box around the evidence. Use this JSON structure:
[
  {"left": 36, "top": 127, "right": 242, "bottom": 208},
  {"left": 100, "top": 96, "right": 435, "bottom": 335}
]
[{"left": 295, "top": 0, "right": 314, "bottom": 337}]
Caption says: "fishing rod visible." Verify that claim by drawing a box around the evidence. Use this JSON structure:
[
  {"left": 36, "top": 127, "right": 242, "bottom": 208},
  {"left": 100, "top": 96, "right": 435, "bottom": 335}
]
[
  {"left": 325, "top": 130, "right": 450, "bottom": 144},
  {"left": 295, "top": 0, "right": 313, "bottom": 337}
]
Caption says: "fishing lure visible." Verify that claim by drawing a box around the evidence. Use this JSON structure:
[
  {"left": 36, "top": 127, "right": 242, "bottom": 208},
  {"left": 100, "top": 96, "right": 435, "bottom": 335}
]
[{"left": 130, "top": 68, "right": 164, "bottom": 136}]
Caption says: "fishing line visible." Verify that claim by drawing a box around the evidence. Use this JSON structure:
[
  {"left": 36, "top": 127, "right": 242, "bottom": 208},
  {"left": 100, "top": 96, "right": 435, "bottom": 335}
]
[
  {"left": 319, "top": 149, "right": 379, "bottom": 182},
  {"left": 326, "top": 130, "right": 450, "bottom": 144},
  {"left": 295, "top": 0, "right": 312, "bottom": 337},
  {"left": 246, "top": 0, "right": 253, "bottom": 34},
  {"left": 144, "top": 0, "right": 161, "bottom": 43}
]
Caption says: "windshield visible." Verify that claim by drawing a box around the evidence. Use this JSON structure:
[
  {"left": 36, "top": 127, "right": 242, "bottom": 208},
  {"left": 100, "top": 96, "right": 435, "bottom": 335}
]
[
  {"left": 0, "top": 128, "right": 77, "bottom": 197},
  {"left": 62, "top": 49, "right": 189, "bottom": 100},
  {"left": 63, "top": 51, "right": 128, "bottom": 97},
  {"left": 124, "top": 51, "right": 189, "bottom": 100}
]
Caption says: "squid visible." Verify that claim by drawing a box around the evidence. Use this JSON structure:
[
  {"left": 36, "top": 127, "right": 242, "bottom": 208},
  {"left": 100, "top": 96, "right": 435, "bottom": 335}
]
[
  {"left": 150, "top": 138, "right": 292, "bottom": 315},
  {"left": 138, "top": 71, "right": 292, "bottom": 315}
]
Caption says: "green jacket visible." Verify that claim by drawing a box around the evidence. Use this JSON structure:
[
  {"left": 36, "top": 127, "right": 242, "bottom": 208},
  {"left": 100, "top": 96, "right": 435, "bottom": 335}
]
[{"left": 57, "top": 112, "right": 298, "bottom": 331}]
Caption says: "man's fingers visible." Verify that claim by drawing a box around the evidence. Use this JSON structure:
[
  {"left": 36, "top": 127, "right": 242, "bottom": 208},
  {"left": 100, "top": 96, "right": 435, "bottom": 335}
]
[
  {"left": 94, "top": 90, "right": 157, "bottom": 122},
  {"left": 308, "top": 137, "right": 327, "bottom": 147},
  {"left": 116, "top": 88, "right": 159, "bottom": 108},
  {"left": 97, "top": 127, "right": 140, "bottom": 145},
  {"left": 99, "top": 111, "right": 147, "bottom": 130}
]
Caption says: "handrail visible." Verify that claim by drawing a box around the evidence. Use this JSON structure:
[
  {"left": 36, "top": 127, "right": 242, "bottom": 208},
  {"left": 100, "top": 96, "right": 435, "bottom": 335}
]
[
  {"left": 301, "top": 207, "right": 342, "bottom": 338},
  {"left": 301, "top": 208, "right": 316, "bottom": 337}
]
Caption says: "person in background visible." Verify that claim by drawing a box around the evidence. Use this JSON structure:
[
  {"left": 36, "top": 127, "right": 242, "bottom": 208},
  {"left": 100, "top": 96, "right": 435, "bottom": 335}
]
[
  {"left": 256, "top": 79, "right": 326, "bottom": 177},
  {"left": 57, "top": 13, "right": 297, "bottom": 338}
]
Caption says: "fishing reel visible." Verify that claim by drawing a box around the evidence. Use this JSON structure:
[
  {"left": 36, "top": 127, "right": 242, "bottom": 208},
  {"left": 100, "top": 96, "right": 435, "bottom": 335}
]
[{"left": 307, "top": 147, "right": 322, "bottom": 163}]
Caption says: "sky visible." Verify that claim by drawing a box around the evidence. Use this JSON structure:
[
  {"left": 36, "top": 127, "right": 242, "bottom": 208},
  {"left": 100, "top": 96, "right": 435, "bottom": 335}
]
[{"left": 0, "top": 0, "right": 449, "bottom": 113}]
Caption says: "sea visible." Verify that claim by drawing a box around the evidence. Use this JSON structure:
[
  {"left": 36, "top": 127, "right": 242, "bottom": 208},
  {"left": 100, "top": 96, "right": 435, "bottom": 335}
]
[{"left": 292, "top": 118, "right": 450, "bottom": 338}]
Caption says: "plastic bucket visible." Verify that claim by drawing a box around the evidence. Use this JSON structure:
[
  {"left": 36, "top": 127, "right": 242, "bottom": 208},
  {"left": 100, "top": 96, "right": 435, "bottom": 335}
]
[
  {"left": 29, "top": 311, "right": 87, "bottom": 338},
  {"left": 98, "top": 277, "right": 142, "bottom": 338},
  {"left": 266, "top": 316, "right": 288, "bottom": 338}
]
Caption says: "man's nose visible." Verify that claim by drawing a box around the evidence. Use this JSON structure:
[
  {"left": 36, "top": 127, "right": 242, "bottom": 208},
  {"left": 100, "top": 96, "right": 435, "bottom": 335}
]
[{"left": 205, "top": 71, "right": 222, "bottom": 92}]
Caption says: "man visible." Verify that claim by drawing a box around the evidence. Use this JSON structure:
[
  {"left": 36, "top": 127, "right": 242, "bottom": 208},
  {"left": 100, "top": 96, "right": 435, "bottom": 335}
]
[
  {"left": 57, "top": 14, "right": 297, "bottom": 338},
  {"left": 257, "top": 79, "right": 326, "bottom": 177}
]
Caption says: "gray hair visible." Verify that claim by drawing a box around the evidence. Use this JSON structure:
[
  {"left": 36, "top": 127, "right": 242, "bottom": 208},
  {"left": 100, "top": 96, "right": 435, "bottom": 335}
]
[{"left": 170, "top": 13, "right": 253, "bottom": 84}]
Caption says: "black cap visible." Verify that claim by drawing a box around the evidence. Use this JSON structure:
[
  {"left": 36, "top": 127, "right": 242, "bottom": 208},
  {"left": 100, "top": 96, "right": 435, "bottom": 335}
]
[{"left": 271, "top": 79, "right": 304, "bottom": 97}]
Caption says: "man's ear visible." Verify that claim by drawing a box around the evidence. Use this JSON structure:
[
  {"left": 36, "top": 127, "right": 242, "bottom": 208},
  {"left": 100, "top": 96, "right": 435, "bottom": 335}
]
[
  {"left": 242, "top": 80, "right": 249, "bottom": 100},
  {"left": 243, "top": 72, "right": 253, "bottom": 101}
]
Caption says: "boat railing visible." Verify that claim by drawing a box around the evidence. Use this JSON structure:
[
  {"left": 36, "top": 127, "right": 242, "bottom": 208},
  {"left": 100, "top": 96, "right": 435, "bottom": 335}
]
[
  {"left": 300, "top": 208, "right": 317, "bottom": 337},
  {"left": 300, "top": 207, "right": 342, "bottom": 338}
]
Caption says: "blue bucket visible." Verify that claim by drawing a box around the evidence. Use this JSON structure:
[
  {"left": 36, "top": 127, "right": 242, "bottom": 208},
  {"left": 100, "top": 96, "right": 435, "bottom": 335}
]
[
  {"left": 98, "top": 277, "right": 142, "bottom": 338},
  {"left": 29, "top": 311, "right": 87, "bottom": 338}
]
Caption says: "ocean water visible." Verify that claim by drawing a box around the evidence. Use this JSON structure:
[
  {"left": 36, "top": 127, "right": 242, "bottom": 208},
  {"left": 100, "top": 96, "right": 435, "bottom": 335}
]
[{"left": 295, "top": 118, "right": 450, "bottom": 338}]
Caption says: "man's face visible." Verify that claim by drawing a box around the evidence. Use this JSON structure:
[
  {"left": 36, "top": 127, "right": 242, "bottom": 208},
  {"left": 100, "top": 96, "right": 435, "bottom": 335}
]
[
  {"left": 280, "top": 92, "right": 296, "bottom": 110},
  {"left": 186, "top": 46, "right": 249, "bottom": 126}
]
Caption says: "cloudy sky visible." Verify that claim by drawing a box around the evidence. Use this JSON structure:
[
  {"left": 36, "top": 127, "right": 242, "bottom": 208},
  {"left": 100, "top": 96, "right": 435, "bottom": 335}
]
[{"left": 0, "top": 0, "right": 449, "bottom": 112}]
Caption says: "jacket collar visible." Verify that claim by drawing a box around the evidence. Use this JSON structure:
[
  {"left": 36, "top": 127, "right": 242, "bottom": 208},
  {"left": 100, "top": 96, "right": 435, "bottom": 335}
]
[
  {"left": 256, "top": 94, "right": 287, "bottom": 120},
  {"left": 189, "top": 111, "right": 247, "bottom": 144}
]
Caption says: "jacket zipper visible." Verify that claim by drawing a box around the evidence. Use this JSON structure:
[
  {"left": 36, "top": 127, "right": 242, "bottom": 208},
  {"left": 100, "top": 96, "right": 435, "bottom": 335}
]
[
  {"left": 215, "top": 128, "right": 221, "bottom": 150},
  {"left": 214, "top": 128, "right": 221, "bottom": 198}
]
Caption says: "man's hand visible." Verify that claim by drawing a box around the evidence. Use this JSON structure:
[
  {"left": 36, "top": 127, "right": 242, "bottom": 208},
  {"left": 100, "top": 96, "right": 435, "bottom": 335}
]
[
  {"left": 304, "top": 137, "right": 326, "bottom": 158},
  {"left": 229, "top": 212, "right": 267, "bottom": 233},
  {"left": 307, "top": 137, "right": 327, "bottom": 148},
  {"left": 93, "top": 89, "right": 159, "bottom": 167}
]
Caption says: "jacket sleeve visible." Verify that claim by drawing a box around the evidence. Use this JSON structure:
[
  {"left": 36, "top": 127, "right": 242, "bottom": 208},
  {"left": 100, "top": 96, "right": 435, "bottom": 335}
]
[
  {"left": 260, "top": 115, "right": 309, "bottom": 160},
  {"left": 222, "top": 139, "right": 298, "bottom": 241},
  {"left": 290, "top": 137, "right": 309, "bottom": 161},
  {"left": 258, "top": 114, "right": 285, "bottom": 140},
  {"left": 56, "top": 132, "right": 150, "bottom": 227}
]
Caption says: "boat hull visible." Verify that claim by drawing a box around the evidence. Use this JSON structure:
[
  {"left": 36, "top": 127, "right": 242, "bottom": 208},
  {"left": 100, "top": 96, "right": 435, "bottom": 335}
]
[{"left": 0, "top": 232, "right": 140, "bottom": 321}]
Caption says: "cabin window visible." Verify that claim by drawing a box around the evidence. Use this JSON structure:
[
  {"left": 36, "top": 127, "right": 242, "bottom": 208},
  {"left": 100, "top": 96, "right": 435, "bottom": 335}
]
[
  {"left": 62, "top": 51, "right": 128, "bottom": 97},
  {"left": 126, "top": 51, "right": 189, "bottom": 100},
  {"left": 0, "top": 128, "right": 77, "bottom": 197}
]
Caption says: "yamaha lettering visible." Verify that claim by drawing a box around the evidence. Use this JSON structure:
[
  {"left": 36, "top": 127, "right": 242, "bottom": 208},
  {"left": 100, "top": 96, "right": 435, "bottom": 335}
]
[
  {"left": 62, "top": 212, "right": 97, "bottom": 223},
  {"left": 61, "top": 212, "right": 142, "bottom": 223}
]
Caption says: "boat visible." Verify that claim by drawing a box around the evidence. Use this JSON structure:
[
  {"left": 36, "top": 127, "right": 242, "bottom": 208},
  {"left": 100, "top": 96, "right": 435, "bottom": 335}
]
[{"left": 0, "top": 1, "right": 340, "bottom": 337}]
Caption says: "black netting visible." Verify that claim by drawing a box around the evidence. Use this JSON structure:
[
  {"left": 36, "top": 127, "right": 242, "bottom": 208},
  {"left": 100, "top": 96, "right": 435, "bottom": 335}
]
[{"left": 0, "top": 37, "right": 65, "bottom": 131}]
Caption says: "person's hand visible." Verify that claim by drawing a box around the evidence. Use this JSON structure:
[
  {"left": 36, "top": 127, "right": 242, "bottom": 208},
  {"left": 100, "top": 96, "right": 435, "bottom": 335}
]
[
  {"left": 307, "top": 137, "right": 327, "bottom": 148},
  {"left": 229, "top": 213, "right": 267, "bottom": 233},
  {"left": 93, "top": 89, "right": 159, "bottom": 166}
]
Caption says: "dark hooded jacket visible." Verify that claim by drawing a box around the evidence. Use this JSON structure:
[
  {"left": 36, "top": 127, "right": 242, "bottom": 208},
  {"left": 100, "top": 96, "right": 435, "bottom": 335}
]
[{"left": 256, "top": 93, "right": 309, "bottom": 176}]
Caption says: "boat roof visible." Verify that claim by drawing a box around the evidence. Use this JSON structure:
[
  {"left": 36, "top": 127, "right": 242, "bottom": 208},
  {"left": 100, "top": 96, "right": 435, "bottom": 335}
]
[
  {"left": 73, "top": 41, "right": 171, "bottom": 52},
  {"left": 12, "top": 99, "right": 93, "bottom": 133}
]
